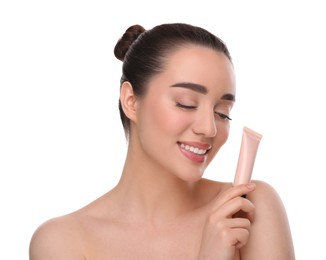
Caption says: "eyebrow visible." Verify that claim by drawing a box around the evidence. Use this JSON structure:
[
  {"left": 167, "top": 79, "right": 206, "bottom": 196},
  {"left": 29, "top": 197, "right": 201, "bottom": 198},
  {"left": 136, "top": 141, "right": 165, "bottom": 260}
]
[
  {"left": 221, "top": 93, "right": 236, "bottom": 102},
  {"left": 170, "top": 82, "right": 235, "bottom": 101},
  {"left": 170, "top": 82, "right": 208, "bottom": 94}
]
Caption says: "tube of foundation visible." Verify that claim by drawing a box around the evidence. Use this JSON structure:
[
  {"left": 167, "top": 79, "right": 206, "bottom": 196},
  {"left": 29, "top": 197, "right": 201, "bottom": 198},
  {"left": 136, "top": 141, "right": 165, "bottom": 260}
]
[{"left": 233, "top": 126, "right": 263, "bottom": 186}]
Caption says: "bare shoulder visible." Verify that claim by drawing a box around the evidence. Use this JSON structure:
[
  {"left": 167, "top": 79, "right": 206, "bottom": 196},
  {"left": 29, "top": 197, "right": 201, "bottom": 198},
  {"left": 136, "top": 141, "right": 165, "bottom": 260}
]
[
  {"left": 29, "top": 213, "right": 86, "bottom": 260},
  {"left": 241, "top": 180, "right": 296, "bottom": 260},
  {"left": 29, "top": 191, "right": 118, "bottom": 260},
  {"left": 248, "top": 180, "right": 291, "bottom": 219}
]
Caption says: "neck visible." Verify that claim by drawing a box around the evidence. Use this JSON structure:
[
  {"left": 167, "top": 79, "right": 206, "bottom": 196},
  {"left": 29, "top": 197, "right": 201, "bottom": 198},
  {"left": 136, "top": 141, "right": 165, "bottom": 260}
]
[{"left": 113, "top": 143, "right": 202, "bottom": 225}]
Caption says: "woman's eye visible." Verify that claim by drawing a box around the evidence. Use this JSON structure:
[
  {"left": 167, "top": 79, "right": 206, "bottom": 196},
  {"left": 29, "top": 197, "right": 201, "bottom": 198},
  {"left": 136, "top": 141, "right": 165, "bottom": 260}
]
[
  {"left": 215, "top": 112, "right": 232, "bottom": 121},
  {"left": 176, "top": 102, "right": 197, "bottom": 110},
  {"left": 176, "top": 102, "right": 232, "bottom": 120}
]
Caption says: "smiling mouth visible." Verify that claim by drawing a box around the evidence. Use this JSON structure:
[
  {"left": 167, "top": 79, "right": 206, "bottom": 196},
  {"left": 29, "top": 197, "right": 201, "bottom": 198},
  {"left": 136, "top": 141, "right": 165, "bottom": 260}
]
[{"left": 179, "top": 143, "right": 209, "bottom": 155}]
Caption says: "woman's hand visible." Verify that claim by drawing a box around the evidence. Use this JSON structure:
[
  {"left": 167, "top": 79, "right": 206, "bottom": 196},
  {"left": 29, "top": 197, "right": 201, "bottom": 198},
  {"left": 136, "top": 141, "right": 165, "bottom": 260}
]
[{"left": 197, "top": 183, "right": 256, "bottom": 260}]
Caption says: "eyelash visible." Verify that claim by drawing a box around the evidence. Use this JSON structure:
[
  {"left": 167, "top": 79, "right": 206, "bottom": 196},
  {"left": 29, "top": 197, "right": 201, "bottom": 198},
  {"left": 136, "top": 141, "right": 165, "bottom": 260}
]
[
  {"left": 176, "top": 102, "right": 232, "bottom": 121},
  {"left": 217, "top": 113, "right": 232, "bottom": 121},
  {"left": 176, "top": 102, "right": 197, "bottom": 110}
]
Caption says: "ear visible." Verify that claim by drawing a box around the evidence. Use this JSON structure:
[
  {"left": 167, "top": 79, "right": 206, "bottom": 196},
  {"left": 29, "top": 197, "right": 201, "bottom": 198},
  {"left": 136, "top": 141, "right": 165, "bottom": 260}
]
[{"left": 120, "top": 81, "right": 138, "bottom": 123}]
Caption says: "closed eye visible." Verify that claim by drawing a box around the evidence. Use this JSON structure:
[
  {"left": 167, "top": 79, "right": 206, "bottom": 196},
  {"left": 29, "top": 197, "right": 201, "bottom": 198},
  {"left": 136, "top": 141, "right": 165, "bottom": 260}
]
[
  {"left": 177, "top": 103, "right": 232, "bottom": 120},
  {"left": 176, "top": 102, "right": 197, "bottom": 110},
  {"left": 215, "top": 112, "right": 232, "bottom": 121}
]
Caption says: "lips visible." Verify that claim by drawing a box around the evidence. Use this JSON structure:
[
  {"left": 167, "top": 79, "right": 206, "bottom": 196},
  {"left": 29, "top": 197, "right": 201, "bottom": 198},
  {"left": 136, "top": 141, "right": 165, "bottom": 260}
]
[
  {"left": 180, "top": 143, "right": 208, "bottom": 155},
  {"left": 178, "top": 141, "right": 211, "bottom": 163}
]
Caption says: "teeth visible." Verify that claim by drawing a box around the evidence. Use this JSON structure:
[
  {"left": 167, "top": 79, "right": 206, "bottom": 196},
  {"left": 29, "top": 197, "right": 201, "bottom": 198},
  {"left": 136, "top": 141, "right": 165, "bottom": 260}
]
[{"left": 180, "top": 143, "right": 207, "bottom": 155}]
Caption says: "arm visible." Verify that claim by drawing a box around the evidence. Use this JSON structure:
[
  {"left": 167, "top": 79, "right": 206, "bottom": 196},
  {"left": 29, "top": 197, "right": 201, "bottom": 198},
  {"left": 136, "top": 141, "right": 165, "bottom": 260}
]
[
  {"left": 240, "top": 180, "right": 295, "bottom": 259},
  {"left": 29, "top": 216, "right": 85, "bottom": 260}
]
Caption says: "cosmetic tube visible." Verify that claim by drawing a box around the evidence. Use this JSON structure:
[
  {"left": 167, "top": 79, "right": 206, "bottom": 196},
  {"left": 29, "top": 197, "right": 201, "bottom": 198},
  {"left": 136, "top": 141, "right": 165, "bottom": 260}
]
[{"left": 233, "top": 127, "right": 263, "bottom": 186}]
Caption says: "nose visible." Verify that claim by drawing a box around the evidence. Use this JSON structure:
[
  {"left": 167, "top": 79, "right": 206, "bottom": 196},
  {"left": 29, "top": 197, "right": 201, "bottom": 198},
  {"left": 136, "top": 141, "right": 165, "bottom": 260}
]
[{"left": 192, "top": 110, "right": 217, "bottom": 137}]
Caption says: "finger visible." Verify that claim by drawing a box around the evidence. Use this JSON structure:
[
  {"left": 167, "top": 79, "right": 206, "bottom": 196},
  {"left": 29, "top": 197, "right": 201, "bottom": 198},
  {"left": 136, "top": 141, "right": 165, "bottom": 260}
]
[
  {"left": 231, "top": 228, "right": 250, "bottom": 249},
  {"left": 212, "top": 195, "right": 255, "bottom": 220},
  {"left": 233, "top": 208, "right": 255, "bottom": 221},
  {"left": 212, "top": 183, "right": 256, "bottom": 211},
  {"left": 216, "top": 217, "right": 251, "bottom": 231},
  {"left": 216, "top": 223, "right": 251, "bottom": 249}
]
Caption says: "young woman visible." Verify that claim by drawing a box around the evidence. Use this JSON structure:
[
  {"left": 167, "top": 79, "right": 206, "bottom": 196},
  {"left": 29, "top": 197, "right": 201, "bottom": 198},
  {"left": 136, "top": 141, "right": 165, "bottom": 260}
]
[{"left": 29, "top": 23, "right": 295, "bottom": 259}]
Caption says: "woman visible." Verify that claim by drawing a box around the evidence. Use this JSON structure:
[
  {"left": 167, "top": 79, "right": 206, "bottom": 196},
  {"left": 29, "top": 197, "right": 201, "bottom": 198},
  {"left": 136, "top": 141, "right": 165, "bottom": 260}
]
[{"left": 29, "top": 23, "right": 295, "bottom": 259}]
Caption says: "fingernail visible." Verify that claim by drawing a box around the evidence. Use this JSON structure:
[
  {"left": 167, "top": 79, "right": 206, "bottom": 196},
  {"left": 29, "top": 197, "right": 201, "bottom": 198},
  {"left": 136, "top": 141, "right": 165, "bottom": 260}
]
[{"left": 247, "top": 182, "right": 256, "bottom": 189}]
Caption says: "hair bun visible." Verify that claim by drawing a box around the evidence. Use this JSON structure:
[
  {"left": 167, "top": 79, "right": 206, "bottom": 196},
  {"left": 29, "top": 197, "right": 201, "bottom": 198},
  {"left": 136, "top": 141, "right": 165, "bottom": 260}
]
[{"left": 114, "top": 25, "right": 146, "bottom": 61}]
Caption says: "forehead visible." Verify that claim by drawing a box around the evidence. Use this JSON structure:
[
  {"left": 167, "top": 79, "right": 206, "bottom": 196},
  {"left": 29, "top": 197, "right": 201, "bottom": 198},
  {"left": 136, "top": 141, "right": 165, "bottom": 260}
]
[{"left": 155, "top": 45, "right": 236, "bottom": 94}]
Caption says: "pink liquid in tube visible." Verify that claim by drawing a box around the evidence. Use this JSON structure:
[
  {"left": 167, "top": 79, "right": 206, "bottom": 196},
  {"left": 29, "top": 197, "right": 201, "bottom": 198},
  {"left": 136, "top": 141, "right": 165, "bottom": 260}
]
[{"left": 233, "top": 127, "right": 263, "bottom": 186}]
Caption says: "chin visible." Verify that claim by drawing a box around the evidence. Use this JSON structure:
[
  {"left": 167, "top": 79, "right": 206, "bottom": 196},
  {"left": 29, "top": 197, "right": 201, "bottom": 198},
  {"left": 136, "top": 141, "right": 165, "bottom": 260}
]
[{"left": 177, "top": 170, "right": 205, "bottom": 183}]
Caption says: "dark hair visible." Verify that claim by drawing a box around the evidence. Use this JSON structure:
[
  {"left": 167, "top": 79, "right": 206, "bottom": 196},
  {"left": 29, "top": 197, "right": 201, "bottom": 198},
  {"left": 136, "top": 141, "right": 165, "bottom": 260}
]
[{"left": 114, "top": 23, "right": 231, "bottom": 135}]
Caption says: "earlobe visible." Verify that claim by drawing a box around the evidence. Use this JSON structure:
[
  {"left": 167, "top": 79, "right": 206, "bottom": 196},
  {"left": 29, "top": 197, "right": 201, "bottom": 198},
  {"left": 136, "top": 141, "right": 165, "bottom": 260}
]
[{"left": 120, "top": 81, "right": 138, "bottom": 122}]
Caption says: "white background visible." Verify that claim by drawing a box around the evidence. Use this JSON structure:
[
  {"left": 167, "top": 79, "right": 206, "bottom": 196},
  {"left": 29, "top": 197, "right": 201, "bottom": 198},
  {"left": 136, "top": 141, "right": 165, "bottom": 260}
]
[{"left": 1, "top": 0, "right": 325, "bottom": 259}]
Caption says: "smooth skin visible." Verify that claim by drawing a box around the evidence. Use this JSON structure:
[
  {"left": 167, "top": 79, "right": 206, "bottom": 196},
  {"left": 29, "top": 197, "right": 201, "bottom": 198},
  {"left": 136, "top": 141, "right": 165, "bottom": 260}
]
[{"left": 29, "top": 45, "right": 295, "bottom": 260}]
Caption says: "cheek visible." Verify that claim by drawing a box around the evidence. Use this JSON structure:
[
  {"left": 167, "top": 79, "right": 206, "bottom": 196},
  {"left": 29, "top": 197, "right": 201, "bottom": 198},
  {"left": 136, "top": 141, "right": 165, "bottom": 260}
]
[
  {"left": 209, "top": 123, "right": 230, "bottom": 156},
  {"left": 217, "top": 122, "right": 230, "bottom": 145},
  {"left": 145, "top": 99, "right": 190, "bottom": 134}
]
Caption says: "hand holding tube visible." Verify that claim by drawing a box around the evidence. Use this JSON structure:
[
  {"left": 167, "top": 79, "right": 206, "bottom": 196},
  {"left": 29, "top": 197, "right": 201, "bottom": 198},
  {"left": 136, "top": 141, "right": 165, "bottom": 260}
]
[
  {"left": 197, "top": 184, "right": 256, "bottom": 260},
  {"left": 198, "top": 127, "right": 262, "bottom": 259}
]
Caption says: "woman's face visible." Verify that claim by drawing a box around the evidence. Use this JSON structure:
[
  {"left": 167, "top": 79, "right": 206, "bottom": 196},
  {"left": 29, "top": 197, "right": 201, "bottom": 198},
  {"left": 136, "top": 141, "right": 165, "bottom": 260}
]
[{"left": 133, "top": 45, "right": 236, "bottom": 182}]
